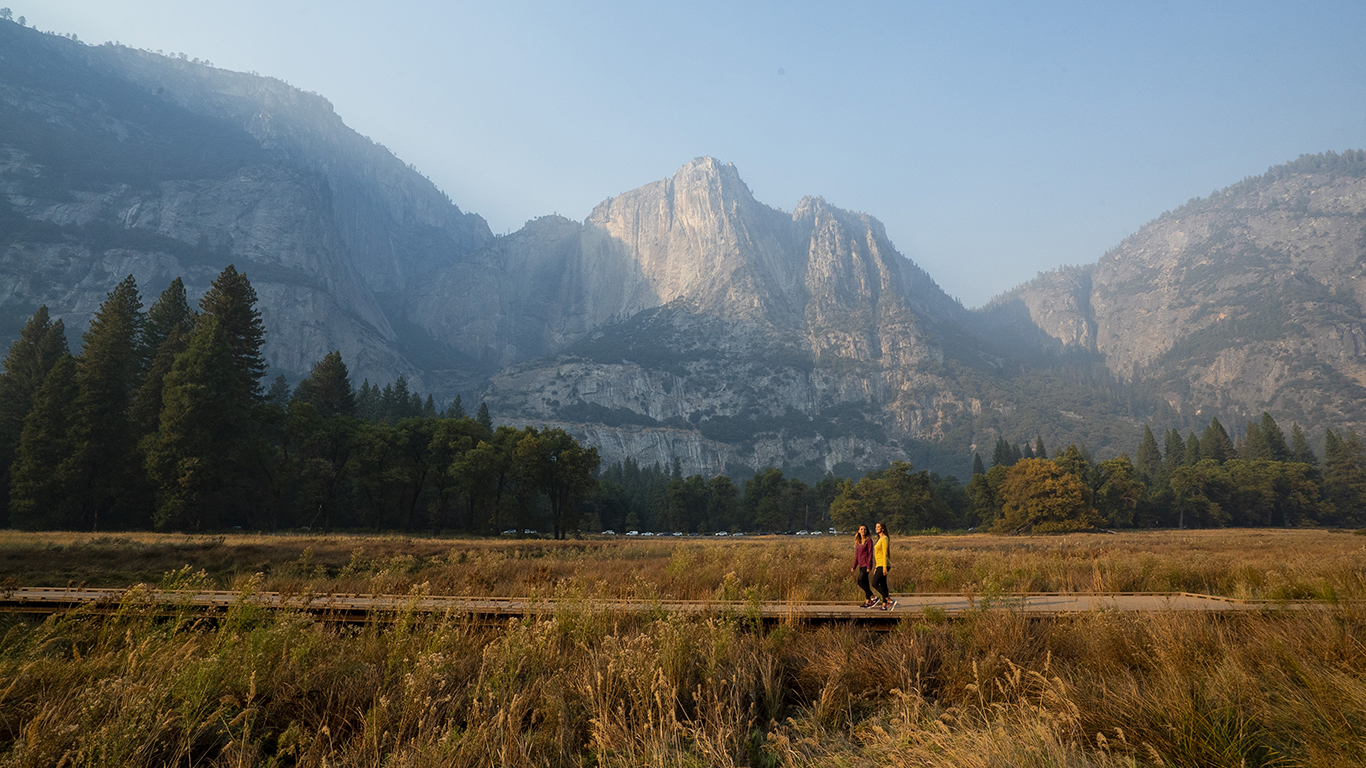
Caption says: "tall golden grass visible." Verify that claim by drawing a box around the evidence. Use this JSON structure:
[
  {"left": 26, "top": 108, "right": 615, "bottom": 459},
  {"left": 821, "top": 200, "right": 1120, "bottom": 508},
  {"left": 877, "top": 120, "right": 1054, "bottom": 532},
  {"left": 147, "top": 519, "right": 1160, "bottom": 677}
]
[
  {"left": 3, "top": 530, "right": 1366, "bottom": 764},
  {"left": 3, "top": 528, "right": 1363, "bottom": 601},
  {"left": 3, "top": 584, "right": 1365, "bottom": 766}
]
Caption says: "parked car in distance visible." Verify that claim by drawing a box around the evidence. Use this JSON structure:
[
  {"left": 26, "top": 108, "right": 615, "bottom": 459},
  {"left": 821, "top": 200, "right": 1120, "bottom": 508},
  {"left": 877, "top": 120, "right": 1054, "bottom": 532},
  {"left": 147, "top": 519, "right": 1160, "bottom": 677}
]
[
  {"left": 626, "top": 530, "right": 640, "bottom": 536},
  {"left": 732, "top": 532, "right": 745, "bottom": 537},
  {"left": 601, "top": 530, "right": 616, "bottom": 535},
  {"left": 796, "top": 530, "right": 809, "bottom": 536},
  {"left": 672, "top": 532, "right": 683, "bottom": 536},
  {"left": 714, "top": 531, "right": 728, "bottom": 536},
  {"left": 501, "top": 530, "right": 515, "bottom": 535},
  {"left": 641, "top": 532, "right": 654, "bottom": 536}
]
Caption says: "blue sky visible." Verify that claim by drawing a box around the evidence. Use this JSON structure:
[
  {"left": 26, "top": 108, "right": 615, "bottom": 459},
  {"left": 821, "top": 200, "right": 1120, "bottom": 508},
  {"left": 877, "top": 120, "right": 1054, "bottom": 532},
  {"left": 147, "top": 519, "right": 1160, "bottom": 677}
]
[{"left": 18, "top": 1, "right": 1366, "bottom": 305}]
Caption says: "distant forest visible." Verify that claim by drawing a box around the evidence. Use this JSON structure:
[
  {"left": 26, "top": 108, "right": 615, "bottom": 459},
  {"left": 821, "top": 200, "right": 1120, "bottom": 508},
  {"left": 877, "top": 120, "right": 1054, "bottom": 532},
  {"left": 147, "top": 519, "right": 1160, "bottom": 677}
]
[{"left": 2, "top": 268, "right": 1363, "bottom": 537}]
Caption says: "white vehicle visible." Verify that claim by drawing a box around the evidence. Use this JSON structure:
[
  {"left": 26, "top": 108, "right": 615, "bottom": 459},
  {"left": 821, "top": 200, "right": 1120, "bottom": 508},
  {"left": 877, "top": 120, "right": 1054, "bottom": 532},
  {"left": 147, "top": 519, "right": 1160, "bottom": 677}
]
[
  {"left": 796, "top": 530, "right": 809, "bottom": 536},
  {"left": 811, "top": 531, "right": 822, "bottom": 536},
  {"left": 714, "top": 531, "right": 728, "bottom": 536},
  {"left": 732, "top": 532, "right": 745, "bottom": 537},
  {"left": 626, "top": 530, "right": 640, "bottom": 536},
  {"left": 642, "top": 532, "right": 654, "bottom": 537},
  {"left": 672, "top": 532, "right": 683, "bottom": 536},
  {"left": 602, "top": 530, "right": 616, "bottom": 535}
]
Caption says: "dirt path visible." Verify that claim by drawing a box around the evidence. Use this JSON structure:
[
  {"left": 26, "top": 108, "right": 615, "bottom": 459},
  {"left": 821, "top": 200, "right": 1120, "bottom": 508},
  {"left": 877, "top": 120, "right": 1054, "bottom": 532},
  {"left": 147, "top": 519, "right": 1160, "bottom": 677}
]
[{"left": 0, "top": 586, "right": 1337, "bottom": 621}]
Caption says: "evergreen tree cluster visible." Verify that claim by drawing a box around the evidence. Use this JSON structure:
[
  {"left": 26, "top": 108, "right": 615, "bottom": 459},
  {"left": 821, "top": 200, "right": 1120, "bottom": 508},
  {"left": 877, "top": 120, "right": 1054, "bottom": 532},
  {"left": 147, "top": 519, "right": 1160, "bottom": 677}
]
[
  {"left": 0, "top": 269, "right": 602, "bottom": 538},
  {"left": 965, "top": 414, "right": 1361, "bottom": 531},
  {"left": 588, "top": 460, "right": 849, "bottom": 534}
]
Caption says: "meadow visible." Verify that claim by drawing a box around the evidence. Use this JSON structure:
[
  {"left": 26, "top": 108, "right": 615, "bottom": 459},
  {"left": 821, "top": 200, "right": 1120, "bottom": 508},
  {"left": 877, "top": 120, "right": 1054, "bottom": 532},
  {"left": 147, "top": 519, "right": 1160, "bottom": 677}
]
[{"left": 2, "top": 529, "right": 1365, "bottom": 766}]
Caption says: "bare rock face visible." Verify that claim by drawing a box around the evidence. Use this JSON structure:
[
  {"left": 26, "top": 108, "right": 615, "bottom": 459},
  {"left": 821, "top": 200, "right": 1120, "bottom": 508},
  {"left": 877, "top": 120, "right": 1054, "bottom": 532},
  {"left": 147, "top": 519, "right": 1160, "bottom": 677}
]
[
  {"left": 977, "top": 267, "right": 1096, "bottom": 354},
  {"left": 0, "top": 22, "right": 490, "bottom": 389},
  {"left": 474, "top": 159, "right": 979, "bottom": 475},
  {"left": 981, "top": 156, "right": 1366, "bottom": 431}
]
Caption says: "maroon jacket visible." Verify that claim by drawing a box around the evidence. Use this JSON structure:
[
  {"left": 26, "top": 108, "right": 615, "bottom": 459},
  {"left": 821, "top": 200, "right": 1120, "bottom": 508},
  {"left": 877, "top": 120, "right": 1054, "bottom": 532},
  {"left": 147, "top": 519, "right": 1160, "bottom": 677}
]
[{"left": 854, "top": 537, "right": 874, "bottom": 569}]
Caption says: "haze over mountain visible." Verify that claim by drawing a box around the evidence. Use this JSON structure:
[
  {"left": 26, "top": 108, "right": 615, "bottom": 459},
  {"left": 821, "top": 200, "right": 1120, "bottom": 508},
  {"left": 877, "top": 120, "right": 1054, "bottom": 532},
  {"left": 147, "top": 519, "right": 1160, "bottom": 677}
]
[
  {"left": 3, "top": 18, "right": 1364, "bottom": 480},
  {"left": 982, "top": 152, "right": 1366, "bottom": 439}
]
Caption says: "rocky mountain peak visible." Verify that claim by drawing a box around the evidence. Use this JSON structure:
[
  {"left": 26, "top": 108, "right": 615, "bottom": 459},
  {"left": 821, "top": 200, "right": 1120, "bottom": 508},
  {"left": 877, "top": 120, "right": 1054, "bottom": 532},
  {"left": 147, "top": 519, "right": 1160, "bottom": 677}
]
[{"left": 978, "top": 150, "right": 1366, "bottom": 432}]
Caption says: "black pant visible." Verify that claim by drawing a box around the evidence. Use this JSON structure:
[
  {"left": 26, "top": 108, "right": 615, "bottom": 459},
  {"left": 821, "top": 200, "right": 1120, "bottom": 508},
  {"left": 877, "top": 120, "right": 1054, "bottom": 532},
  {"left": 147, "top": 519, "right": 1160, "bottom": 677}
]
[
  {"left": 871, "top": 566, "right": 889, "bottom": 602},
  {"left": 856, "top": 567, "right": 872, "bottom": 599}
]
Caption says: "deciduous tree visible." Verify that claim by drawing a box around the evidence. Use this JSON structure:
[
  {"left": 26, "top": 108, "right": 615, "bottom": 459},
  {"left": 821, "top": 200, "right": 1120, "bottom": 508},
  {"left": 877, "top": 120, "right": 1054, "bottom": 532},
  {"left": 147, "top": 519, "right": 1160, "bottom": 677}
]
[{"left": 995, "top": 458, "right": 1097, "bottom": 533}]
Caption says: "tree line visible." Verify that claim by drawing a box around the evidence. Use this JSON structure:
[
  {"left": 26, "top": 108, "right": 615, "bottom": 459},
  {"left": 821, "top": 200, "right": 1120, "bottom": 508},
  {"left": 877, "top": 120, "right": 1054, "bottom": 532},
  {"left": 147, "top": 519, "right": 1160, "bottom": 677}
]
[
  {"left": 590, "top": 461, "right": 852, "bottom": 534},
  {"left": 0, "top": 269, "right": 600, "bottom": 538},
  {"left": 6, "top": 269, "right": 1358, "bottom": 536},
  {"left": 966, "top": 414, "right": 1364, "bottom": 531}
]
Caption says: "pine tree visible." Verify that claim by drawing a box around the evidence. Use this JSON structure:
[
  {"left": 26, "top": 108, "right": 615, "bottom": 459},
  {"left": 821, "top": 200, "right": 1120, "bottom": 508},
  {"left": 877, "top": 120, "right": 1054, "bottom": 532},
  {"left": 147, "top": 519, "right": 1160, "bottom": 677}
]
[
  {"left": 1034, "top": 436, "right": 1047, "bottom": 460},
  {"left": 1200, "top": 418, "right": 1235, "bottom": 463},
  {"left": 267, "top": 374, "right": 291, "bottom": 407},
  {"left": 69, "top": 275, "right": 144, "bottom": 530},
  {"left": 140, "top": 277, "right": 195, "bottom": 366},
  {"left": 1022, "top": 442, "right": 1035, "bottom": 460},
  {"left": 199, "top": 265, "right": 265, "bottom": 405},
  {"left": 0, "top": 306, "right": 69, "bottom": 439},
  {"left": 388, "top": 377, "right": 412, "bottom": 421},
  {"left": 1136, "top": 425, "right": 1163, "bottom": 481},
  {"left": 1322, "top": 430, "right": 1366, "bottom": 526},
  {"left": 293, "top": 351, "right": 355, "bottom": 418},
  {"left": 992, "top": 437, "right": 1012, "bottom": 467},
  {"left": 0, "top": 306, "right": 69, "bottom": 523},
  {"left": 1163, "top": 428, "right": 1185, "bottom": 471},
  {"left": 355, "top": 380, "right": 378, "bottom": 421},
  {"left": 1185, "top": 432, "right": 1202, "bottom": 465},
  {"left": 448, "top": 394, "right": 466, "bottom": 419},
  {"left": 144, "top": 317, "right": 241, "bottom": 531},
  {"left": 1054, "top": 443, "right": 1091, "bottom": 483},
  {"left": 1260, "top": 412, "right": 1290, "bottom": 462},
  {"left": 971, "top": 452, "right": 986, "bottom": 476},
  {"left": 1290, "top": 423, "right": 1317, "bottom": 466},
  {"left": 129, "top": 325, "right": 189, "bottom": 436},
  {"left": 476, "top": 402, "right": 494, "bottom": 434},
  {"left": 8, "top": 355, "right": 79, "bottom": 529},
  {"left": 1242, "top": 421, "right": 1269, "bottom": 461},
  {"left": 423, "top": 394, "right": 437, "bottom": 419}
]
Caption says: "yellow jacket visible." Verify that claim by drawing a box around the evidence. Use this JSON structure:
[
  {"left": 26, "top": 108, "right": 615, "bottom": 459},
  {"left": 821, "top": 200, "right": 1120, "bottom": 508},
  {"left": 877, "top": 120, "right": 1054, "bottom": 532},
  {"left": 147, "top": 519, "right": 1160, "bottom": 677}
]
[{"left": 874, "top": 534, "right": 889, "bottom": 570}]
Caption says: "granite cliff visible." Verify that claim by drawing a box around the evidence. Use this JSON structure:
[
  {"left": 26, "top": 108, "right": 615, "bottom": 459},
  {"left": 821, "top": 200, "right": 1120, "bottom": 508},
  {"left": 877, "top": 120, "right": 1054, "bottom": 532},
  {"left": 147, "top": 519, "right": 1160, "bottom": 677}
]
[
  {"left": 5, "top": 18, "right": 1364, "bottom": 480},
  {"left": 980, "top": 152, "right": 1366, "bottom": 435},
  {"left": 0, "top": 21, "right": 490, "bottom": 389},
  {"left": 468, "top": 159, "right": 1045, "bottom": 477}
]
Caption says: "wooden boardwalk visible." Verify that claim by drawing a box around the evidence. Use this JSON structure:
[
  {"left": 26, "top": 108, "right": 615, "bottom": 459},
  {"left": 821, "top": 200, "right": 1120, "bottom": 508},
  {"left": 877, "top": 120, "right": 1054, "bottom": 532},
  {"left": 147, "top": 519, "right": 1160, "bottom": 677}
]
[{"left": 0, "top": 586, "right": 1337, "bottom": 623}]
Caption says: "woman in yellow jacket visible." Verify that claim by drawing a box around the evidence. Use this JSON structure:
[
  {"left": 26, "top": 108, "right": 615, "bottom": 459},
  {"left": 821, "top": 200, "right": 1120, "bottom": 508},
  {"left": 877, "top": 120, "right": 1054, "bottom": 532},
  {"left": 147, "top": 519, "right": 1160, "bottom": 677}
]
[{"left": 870, "top": 521, "right": 896, "bottom": 611}]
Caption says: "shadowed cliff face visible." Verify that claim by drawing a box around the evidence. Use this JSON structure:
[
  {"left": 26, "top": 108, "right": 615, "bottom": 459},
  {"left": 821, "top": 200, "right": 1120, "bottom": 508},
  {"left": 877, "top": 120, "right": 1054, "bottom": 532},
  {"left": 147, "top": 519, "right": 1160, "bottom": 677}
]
[
  {"left": 0, "top": 21, "right": 490, "bottom": 389},
  {"left": 978, "top": 159, "right": 1366, "bottom": 431}
]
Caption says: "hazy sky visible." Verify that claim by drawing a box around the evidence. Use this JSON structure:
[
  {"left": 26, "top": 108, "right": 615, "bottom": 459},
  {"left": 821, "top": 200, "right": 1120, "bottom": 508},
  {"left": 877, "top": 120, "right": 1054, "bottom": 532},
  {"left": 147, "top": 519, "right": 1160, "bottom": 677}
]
[{"left": 18, "top": 1, "right": 1366, "bottom": 306}]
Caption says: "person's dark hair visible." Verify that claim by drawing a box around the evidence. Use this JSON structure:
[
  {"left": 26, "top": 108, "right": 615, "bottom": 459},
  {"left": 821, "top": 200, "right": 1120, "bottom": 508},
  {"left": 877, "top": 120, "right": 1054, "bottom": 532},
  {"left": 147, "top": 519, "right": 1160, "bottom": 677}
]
[{"left": 875, "top": 521, "right": 890, "bottom": 540}]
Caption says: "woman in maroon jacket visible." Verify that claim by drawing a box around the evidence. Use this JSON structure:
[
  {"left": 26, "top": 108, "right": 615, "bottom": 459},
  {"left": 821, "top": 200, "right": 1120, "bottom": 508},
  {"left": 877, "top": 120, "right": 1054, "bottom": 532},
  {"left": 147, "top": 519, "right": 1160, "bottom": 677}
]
[{"left": 851, "top": 524, "right": 875, "bottom": 607}]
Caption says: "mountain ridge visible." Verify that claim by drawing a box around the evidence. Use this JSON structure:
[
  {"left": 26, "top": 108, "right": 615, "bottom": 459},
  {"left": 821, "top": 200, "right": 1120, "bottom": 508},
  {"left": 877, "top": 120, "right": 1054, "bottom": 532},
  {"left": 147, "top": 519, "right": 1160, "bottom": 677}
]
[{"left": 3, "top": 17, "right": 1363, "bottom": 480}]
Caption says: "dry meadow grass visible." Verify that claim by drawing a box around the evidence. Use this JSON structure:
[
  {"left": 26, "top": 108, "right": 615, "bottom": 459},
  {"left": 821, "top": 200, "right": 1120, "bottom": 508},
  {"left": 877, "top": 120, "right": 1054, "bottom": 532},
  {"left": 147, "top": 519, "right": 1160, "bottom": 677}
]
[
  {"left": 2, "top": 529, "right": 1365, "bottom": 766},
  {"left": 2, "top": 527, "right": 1363, "bottom": 601}
]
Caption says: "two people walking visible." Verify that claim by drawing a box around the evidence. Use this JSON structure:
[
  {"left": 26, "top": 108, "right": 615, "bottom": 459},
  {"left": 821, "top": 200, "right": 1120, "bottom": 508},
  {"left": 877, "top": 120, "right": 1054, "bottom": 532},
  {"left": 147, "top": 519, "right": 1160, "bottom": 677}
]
[{"left": 852, "top": 523, "right": 896, "bottom": 611}]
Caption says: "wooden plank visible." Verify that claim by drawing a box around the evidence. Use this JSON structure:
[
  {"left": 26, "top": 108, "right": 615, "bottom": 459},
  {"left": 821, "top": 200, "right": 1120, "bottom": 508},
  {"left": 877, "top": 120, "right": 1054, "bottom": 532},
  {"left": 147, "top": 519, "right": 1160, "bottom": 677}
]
[{"left": 0, "top": 586, "right": 1342, "bottom": 621}]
